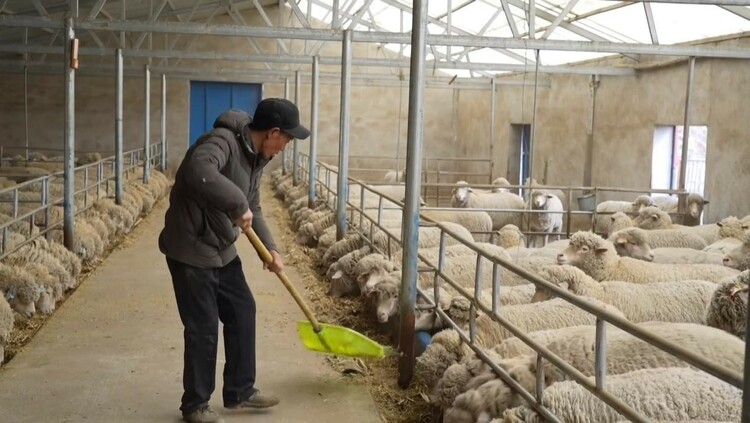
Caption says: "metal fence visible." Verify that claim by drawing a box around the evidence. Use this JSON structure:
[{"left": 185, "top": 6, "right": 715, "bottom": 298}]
[
  {"left": 0, "top": 144, "right": 163, "bottom": 260},
  {"left": 290, "top": 151, "right": 743, "bottom": 422}
]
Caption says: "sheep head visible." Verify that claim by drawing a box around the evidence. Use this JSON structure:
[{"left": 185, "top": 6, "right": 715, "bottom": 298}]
[
  {"left": 634, "top": 206, "right": 672, "bottom": 230},
  {"left": 530, "top": 191, "right": 552, "bottom": 210},
  {"left": 723, "top": 233, "right": 750, "bottom": 271},
  {"left": 374, "top": 276, "right": 399, "bottom": 323},
  {"left": 557, "top": 232, "right": 614, "bottom": 269},
  {"left": 353, "top": 253, "right": 396, "bottom": 296},
  {"left": 631, "top": 195, "right": 654, "bottom": 212},
  {"left": 452, "top": 181, "right": 472, "bottom": 206},
  {"left": 609, "top": 228, "right": 654, "bottom": 262},
  {"left": 687, "top": 193, "right": 709, "bottom": 219}
]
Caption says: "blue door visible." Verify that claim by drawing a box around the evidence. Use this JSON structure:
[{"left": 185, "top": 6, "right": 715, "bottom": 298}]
[{"left": 189, "top": 81, "right": 263, "bottom": 146}]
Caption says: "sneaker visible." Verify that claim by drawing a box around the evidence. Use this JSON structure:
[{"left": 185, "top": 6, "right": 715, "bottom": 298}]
[
  {"left": 226, "top": 389, "right": 280, "bottom": 410},
  {"left": 182, "top": 405, "right": 225, "bottom": 423}
]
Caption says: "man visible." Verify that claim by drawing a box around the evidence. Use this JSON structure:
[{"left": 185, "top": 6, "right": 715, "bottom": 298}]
[{"left": 158, "top": 98, "right": 310, "bottom": 423}]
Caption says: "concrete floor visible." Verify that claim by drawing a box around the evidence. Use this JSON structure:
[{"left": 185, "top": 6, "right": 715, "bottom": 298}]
[{"left": 0, "top": 198, "right": 381, "bottom": 423}]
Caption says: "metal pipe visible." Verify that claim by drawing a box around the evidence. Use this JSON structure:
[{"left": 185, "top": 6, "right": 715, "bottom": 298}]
[
  {"left": 308, "top": 56, "right": 319, "bottom": 208},
  {"left": 282, "top": 77, "right": 290, "bottom": 175},
  {"left": 63, "top": 17, "right": 75, "bottom": 251},
  {"left": 115, "top": 48, "right": 124, "bottom": 205},
  {"left": 743, "top": 285, "right": 750, "bottom": 421},
  {"left": 595, "top": 317, "right": 607, "bottom": 390},
  {"left": 292, "top": 69, "right": 301, "bottom": 186},
  {"left": 398, "top": 0, "right": 427, "bottom": 389},
  {"left": 335, "top": 29, "right": 352, "bottom": 241},
  {"left": 677, "top": 57, "right": 695, "bottom": 220},
  {"left": 527, "top": 49, "right": 540, "bottom": 184},
  {"left": 143, "top": 64, "right": 151, "bottom": 184},
  {"left": 24, "top": 64, "right": 29, "bottom": 161},
  {"left": 161, "top": 73, "right": 167, "bottom": 172},
  {"left": 489, "top": 77, "right": 496, "bottom": 182}
]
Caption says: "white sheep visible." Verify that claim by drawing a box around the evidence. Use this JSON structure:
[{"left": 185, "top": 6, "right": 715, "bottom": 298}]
[
  {"left": 723, "top": 233, "right": 750, "bottom": 271},
  {"left": 608, "top": 226, "right": 706, "bottom": 250},
  {"left": 296, "top": 210, "right": 335, "bottom": 246},
  {"left": 492, "top": 224, "right": 525, "bottom": 249},
  {"left": 500, "top": 367, "right": 739, "bottom": 423},
  {"left": 0, "top": 262, "right": 43, "bottom": 318},
  {"left": 606, "top": 211, "right": 635, "bottom": 237},
  {"left": 705, "top": 270, "right": 749, "bottom": 340},
  {"left": 633, "top": 205, "right": 674, "bottom": 230},
  {"left": 422, "top": 209, "right": 494, "bottom": 243},
  {"left": 490, "top": 177, "right": 511, "bottom": 193},
  {"left": 0, "top": 293, "right": 13, "bottom": 365},
  {"left": 651, "top": 192, "right": 709, "bottom": 226},
  {"left": 451, "top": 183, "right": 525, "bottom": 231},
  {"left": 608, "top": 226, "right": 724, "bottom": 265},
  {"left": 557, "top": 231, "right": 738, "bottom": 283},
  {"left": 531, "top": 265, "right": 716, "bottom": 323},
  {"left": 592, "top": 195, "right": 652, "bottom": 235},
  {"left": 524, "top": 190, "right": 563, "bottom": 247},
  {"left": 521, "top": 178, "right": 567, "bottom": 206},
  {"left": 446, "top": 322, "right": 745, "bottom": 423}
]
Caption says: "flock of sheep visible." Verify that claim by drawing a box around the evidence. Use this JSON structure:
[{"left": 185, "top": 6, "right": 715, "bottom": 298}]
[
  {"left": 271, "top": 166, "right": 749, "bottom": 423},
  {"left": 0, "top": 152, "right": 171, "bottom": 365}
]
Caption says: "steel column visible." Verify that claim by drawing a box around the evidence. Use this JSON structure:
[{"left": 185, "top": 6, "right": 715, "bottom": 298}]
[
  {"left": 743, "top": 284, "right": 750, "bottom": 421},
  {"left": 336, "top": 30, "right": 352, "bottom": 241},
  {"left": 115, "top": 47, "right": 123, "bottom": 205},
  {"left": 678, "top": 57, "right": 695, "bottom": 192},
  {"left": 398, "top": 0, "right": 427, "bottom": 389},
  {"left": 527, "top": 49, "right": 540, "bottom": 184},
  {"left": 292, "top": 69, "right": 301, "bottom": 186},
  {"left": 308, "top": 56, "right": 319, "bottom": 208},
  {"left": 143, "top": 64, "right": 151, "bottom": 184},
  {"left": 161, "top": 73, "right": 167, "bottom": 171},
  {"left": 489, "top": 77, "right": 496, "bottom": 182},
  {"left": 63, "top": 17, "right": 76, "bottom": 251},
  {"left": 282, "top": 77, "right": 290, "bottom": 175}
]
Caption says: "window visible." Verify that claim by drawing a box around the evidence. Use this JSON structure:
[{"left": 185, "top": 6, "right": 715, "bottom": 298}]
[
  {"left": 508, "top": 124, "right": 531, "bottom": 187},
  {"left": 651, "top": 125, "right": 707, "bottom": 196}
]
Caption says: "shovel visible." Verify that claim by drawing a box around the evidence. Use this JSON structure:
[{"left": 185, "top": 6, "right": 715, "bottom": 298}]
[{"left": 243, "top": 227, "right": 387, "bottom": 359}]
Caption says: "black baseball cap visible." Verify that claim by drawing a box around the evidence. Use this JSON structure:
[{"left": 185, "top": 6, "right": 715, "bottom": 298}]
[{"left": 248, "top": 98, "right": 310, "bottom": 140}]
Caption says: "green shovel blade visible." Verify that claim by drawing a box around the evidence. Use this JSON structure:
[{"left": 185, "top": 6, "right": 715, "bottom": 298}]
[{"left": 297, "top": 321, "right": 388, "bottom": 359}]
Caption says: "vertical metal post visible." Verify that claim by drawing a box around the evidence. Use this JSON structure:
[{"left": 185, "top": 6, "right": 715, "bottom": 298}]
[
  {"left": 743, "top": 296, "right": 750, "bottom": 421},
  {"left": 282, "top": 77, "right": 290, "bottom": 176},
  {"left": 308, "top": 56, "right": 319, "bottom": 208},
  {"left": 398, "top": 0, "right": 427, "bottom": 389},
  {"left": 595, "top": 318, "right": 607, "bottom": 390},
  {"left": 63, "top": 17, "right": 76, "bottom": 251},
  {"left": 489, "top": 77, "right": 496, "bottom": 182},
  {"left": 161, "top": 73, "right": 167, "bottom": 172},
  {"left": 293, "top": 70, "right": 301, "bottom": 186},
  {"left": 583, "top": 74, "right": 599, "bottom": 188},
  {"left": 447, "top": 0, "right": 452, "bottom": 59},
  {"left": 115, "top": 48, "right": 124, "bottom": 206},
  {"left": 143, "top": 65, "right": 151, "bottom": 184},
  {"left": 336, "top": 30, "right": 352, "bottom": 241},
  {"left": 24, "top": 43, "right": 29, "bottom": 161},
  {"left": 332, "top": 0, "right": 340, "bottom": 28},
  {"left": 677, "top": 57, "right": 695, "bottom": 221},
  {"left": 529, "top": 0, "right": 536, "bottom": 39},
  {"left": 527, "top": 49, "right": 540, "bottom": 184}
]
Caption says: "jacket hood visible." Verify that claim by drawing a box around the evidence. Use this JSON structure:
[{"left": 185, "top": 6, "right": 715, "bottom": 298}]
[{"left": 213, "top": 109, "right": 251, "bottom": 135}]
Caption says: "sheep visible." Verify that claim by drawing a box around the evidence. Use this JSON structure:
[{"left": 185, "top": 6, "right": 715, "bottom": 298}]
[
  {"left": 723, "top": 233, "right": 750, "bottom": 271},
  {"left": 296, "top": 211, "right": 335, "bottom": 246},
  {"left": 608, "top": 226, "right": 724, "bottom": 264},
  {"left": 633, "top": 205, "right": 674, "bottom": 230},
  {"left": 705, "top": 270, "right": 749, "bottom": 339},
  {"left": 500, "top": 367, "right": 739, "bottom": 423},
  {"left": 607, "top": 211, "right": 635, "bottom": 236},
  {"left": 422, "top": 210, "right": 494, "bottom": 243},
  {"left": 704, "top": 237, "right": 743, "bottom": 255},
  {"left": 47, "top": 240, "right": 82, "bottom": 285},
  {"left": 451, "top": 183, "right": 525, "bottom": 231},
  {"left": 93, "top": 198, "right": 135, "bottom": 236},
  {"left": 558, "top": 231, "right": 738, "bottom": 284},
  {"left": 25, "top": 262, "right": 59, "bottom": 315},
  {"left": 651, "top": 192, "right": 709, "bottom": 226},
  {"left": 445, "top": 322, "right": 745, "bottom": 423},
  {"left": 0, "top": 263, "right": 43, "bottom": 318},
  {"left": 492, "top": 224, "right": 525, "bottom": 249},
  {"left": 608, "top": 226, "right": 707, "bottom": 250},
  {"left": 415, "top": 297, "right": 626, "bottom": 388},
  {"left": 531, "top": 265, "right": 716, "bottom": 323},
  {"left": 521, "top": 178, "right": 566, "bottom": 206},
  {"left": 592, "top": 195, "right": 653, "bottom": 234},
  {"left": 0, "top": 294, "right": 12, "bottom": 364},
  {"left": 524, "top": 190, "right": 563, "bottom": 247},
  {"left": 4, "top": 238, "right": 72, "bottom": 300},
  {"left": 370, "top": 222, "right": 476, "bottom": 259}
]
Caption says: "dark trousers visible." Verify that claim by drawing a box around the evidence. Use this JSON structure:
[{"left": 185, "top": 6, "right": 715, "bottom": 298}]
[{"left": 166, "top": 255, "right": 257, "bottom": 414}]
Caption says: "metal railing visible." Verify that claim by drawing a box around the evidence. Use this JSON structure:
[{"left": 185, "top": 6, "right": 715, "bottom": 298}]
[
  {"left": 0, "top": 145, "right": 163, "bottom": 260},
  {"left": 288, "top": 151, "right": 743, "bottom": 423}
]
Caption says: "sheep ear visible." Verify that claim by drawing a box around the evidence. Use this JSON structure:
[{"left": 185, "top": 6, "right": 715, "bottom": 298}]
[
  {"left": 615, "top": 237, "right": 627, "bottom": 246},
  {"left": 651, "top": 215, "right": 658, "bottom": 221},
  {"left": 332, "top": 270, "right": 343, "bottom": 280},
  {"left": 717, "top": 222, "right": 724, "bottom": 228},
  {"left": 703, "top": 200, "right": 710, "bottom": 205},
  {"left": 559, "top": 282, "right": 569, "bottom": 291},
  {"left": 742, "top": 225, "right": 749, "bottom": 230},
  {"left": 467, "top": 187, "right": 474, "bottom": 192},
  {"left": 594, "top": 246, "right": 609, "bottom": 255},
  {"left": 546, "top": 193, "right": 553, "bottom": 199}
]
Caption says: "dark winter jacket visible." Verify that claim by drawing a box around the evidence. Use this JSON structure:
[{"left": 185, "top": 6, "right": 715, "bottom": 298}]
[{"left": 158, "top": 109, "right": 277, "bottom": 268}]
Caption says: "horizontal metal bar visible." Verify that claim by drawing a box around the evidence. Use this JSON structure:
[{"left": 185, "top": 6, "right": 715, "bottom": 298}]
[
  {"left": 616, "top": 0, "right": 750, "bottom": 4},
  {"left": 0, "top": 44, "right": 637, "bottom": 76},
  {"left": 1, "top": 17, "right": 745, "bottom": 59}
]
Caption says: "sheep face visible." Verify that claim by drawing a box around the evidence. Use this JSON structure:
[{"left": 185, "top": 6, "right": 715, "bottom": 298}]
[
  {"left": 11, "top": 296, "right": 36, "bottom": 318},
  {"left": 634, "top": 207, "right": 670, "bottom": 230},
  {"left": 687, "top": 195, "right": 709, "bottom": 219},
  {"left": 611, "top": 233, "right": 654, "bottom": 262},
  {"left": 724, "top": 240, "right": 750, "bottom": 271},
  {"left": 35, "top": 288, "right": 55, "bottom": 315},
  {"left": 530, "top": 192, "right": 551, "bottom": 210},
  {"left": 556, "top": 234, "right": 611, "bottom": 268},
  {"left": 632, "top": 195, "right": 654, "bottom": 212},
  {"left": 374, "top": 282, "right": 399, "bottom": 323},
  {"left": 452, "top": 182, "right": 472, "bottom": 206}
]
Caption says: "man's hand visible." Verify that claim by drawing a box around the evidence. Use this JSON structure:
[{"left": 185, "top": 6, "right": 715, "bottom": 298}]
[
  {"left": 234, "top": 209, "right": 253, "bottom": 232},
  {"left": 264, "top": 250, "right": 284, "bottom": 274}
]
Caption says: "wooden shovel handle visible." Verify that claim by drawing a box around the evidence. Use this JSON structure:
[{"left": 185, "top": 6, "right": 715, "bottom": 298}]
[{"left": 243, "top": 227, "right": 323, "bottom": 333}]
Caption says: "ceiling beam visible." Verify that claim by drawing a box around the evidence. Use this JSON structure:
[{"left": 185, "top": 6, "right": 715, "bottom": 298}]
[
  {"left": 540, "top": 0, "right": 580, "bottom": 40},
  {"left": 643, "top": 2, "right": 659, "bottom": 44},
  {"left": 721, "top": 5, "right": 750, "bottom": 19},
  {"left": 287, "top": 0, "right": 311, "bottom": 28}
]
